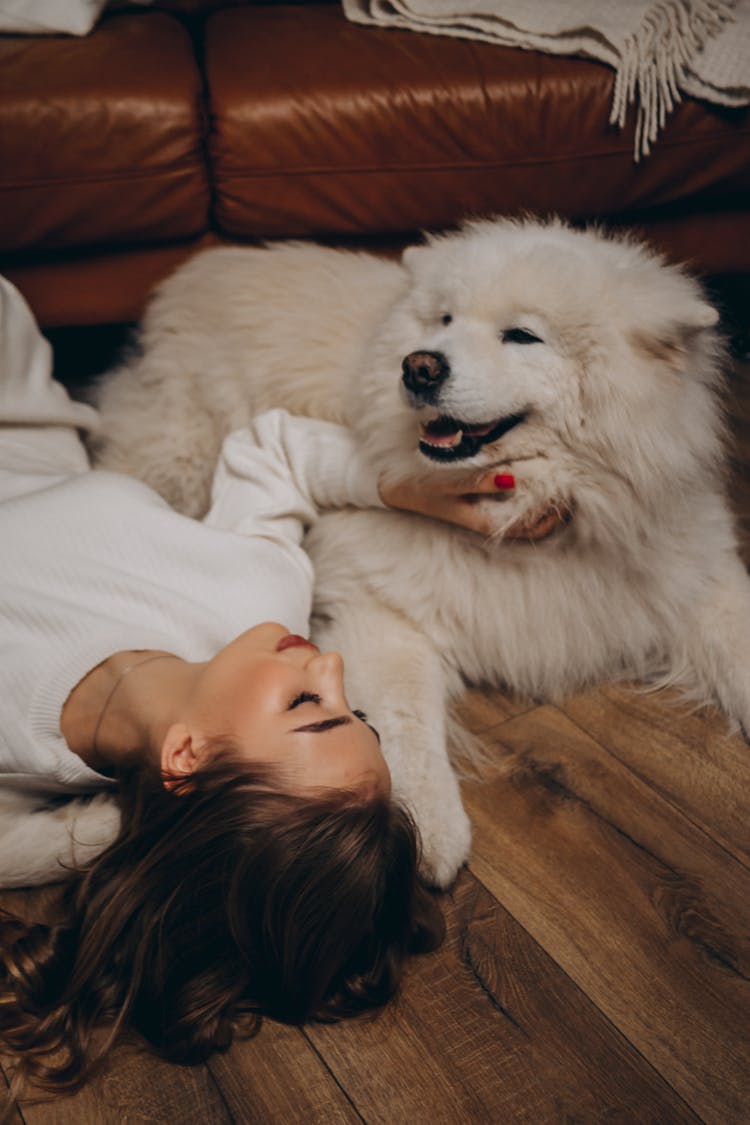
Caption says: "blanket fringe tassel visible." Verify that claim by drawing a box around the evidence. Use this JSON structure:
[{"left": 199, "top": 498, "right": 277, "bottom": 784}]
[{"left": 611, "top": 0, "right": 735, "bottom": 160}]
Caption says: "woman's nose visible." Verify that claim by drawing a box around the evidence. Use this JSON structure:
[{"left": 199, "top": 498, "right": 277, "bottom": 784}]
[{"left": 308, "top": 651, "right": 347, "bottom": 697}]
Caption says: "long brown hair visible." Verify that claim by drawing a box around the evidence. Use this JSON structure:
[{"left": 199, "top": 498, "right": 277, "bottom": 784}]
[{"left": 0, "top": 751, "right": 444, "bottom": 1102}]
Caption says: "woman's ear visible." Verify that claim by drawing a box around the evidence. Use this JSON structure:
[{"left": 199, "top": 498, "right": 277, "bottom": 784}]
[{"left": 161, "top": 723, "right": 200, "bottom": 789}]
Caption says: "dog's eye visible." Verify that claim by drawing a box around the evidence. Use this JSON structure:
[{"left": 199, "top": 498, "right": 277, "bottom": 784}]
[
  {"left": 440, "top": 313, "right": 453, "bottom": 326},
  {"left": 502, "top": 327, "right": 543, "bottom": 344}
]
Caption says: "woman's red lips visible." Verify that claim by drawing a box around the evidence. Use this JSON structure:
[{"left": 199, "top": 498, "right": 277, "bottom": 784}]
[{"left": 276, "top": 634, "right": 316, "bottom": 652}]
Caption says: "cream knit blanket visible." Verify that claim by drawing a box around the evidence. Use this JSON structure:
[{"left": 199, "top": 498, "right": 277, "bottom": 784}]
[{"left": 342, "top": 0, "right": 750, "bottom": 159}]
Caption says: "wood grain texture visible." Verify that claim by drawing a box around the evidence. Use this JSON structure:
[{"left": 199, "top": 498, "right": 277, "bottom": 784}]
[
  {"left": 2, "top": 1049, "right": 232, "bottom": 1125},
  {"left": 562, "top": 684, "right": 750, "bottom": 864},
  {"left": 0, "top": 1064, "right": 24, "bottom": 1125},
  {"left": 453, "top": 685, "right": 531, "bottom": 732},
  {"left": 2, "top": 1053, "right": 230, "bottom": 1125},
  {"left": 206, "top": 1023, "right": 361, "bottom": 1124},
  {"left": 463, "top": 705, "right": 750, "bottom": 1124},
  {"left": 304, "top": 873, "right": 698, "bottom": 1124}
]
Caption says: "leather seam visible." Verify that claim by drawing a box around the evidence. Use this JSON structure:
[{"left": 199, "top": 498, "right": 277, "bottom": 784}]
[{"left": 210, "top": 130, "right": 750, "bottom": 178}]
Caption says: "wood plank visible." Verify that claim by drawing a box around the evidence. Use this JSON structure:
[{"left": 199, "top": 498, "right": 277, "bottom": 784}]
[
  {"left": 5, "top": 1049, "right": 231, "bottom": 1125},
  {"left": 207, "top": 1022, "right": 361, "bottom": 1124},
  {"left": 463, "top": 704, "right": 750, "bottom": 1124},
  {"left": 0, "top": 1063, "right": 24, "bottom": 1125},
  {"left": 304, "top": 871, "right": 698, "bottom": 1124},
  {"left": 450, "top": 686, "right": 535, "bottom": 781},
  {"left": 453, "top": 684, "right": 531, "bottom": 733},
  {"left": 562, "top": 684, "right": 750, "bottom": 864}
]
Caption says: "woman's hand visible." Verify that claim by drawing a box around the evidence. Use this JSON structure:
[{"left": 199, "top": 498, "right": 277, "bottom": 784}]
[{"left": 378, "top": 470, "right": 515, "bottom": 535}]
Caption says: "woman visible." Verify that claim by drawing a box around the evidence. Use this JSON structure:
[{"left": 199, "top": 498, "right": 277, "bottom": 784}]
[{"left": 0, "top": 277, "right": 503, "bottom": 1099}]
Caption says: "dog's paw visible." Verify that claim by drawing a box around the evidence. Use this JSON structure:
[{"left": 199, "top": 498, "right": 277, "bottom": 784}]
[
  {"left": 415, "top": 794, "right": 472, "bottom": 889},
  {"left": 392, "top": 757, "right": 473, "bottom": 888}
]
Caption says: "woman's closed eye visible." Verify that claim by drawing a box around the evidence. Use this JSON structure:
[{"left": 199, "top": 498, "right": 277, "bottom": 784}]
[
  {"left": 287, "top": 695, "right": 381, "bottom": 742},
  {"left": 288, "top": 691, "right": 322, "bottom": 710}
]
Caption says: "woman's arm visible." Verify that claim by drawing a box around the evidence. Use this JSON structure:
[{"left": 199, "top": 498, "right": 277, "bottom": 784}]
[
  {"left": 0, "top": 277, "right": 99, "bottom": 503},
  {"left": 205, "top": 409, "right": 508, "bottom": 542},
  {"left": 205, "top": 410, "right": 385, "bottom": 543}
]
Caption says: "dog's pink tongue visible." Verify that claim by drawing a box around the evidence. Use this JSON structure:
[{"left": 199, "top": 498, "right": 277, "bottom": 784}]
[{"left": 421, "top": 418, "right": 463, "bottom": 447}]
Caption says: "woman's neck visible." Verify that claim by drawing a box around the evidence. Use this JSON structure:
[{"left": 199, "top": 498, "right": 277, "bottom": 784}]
[{"left": 61, "top": 651, "right": 202, "bottom": 773}]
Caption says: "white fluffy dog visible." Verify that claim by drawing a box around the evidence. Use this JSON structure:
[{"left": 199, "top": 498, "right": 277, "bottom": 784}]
[{"left": 92, "top": 217, "right": 750, "bottom": 886}]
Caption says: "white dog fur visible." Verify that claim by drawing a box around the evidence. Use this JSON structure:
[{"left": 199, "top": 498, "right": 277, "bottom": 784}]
[
  {"left": 89, "top": 216, "right": 750, "bottom": 887},
  {"left": 0, "top": 789, "right": 122, "bottom": 888}
]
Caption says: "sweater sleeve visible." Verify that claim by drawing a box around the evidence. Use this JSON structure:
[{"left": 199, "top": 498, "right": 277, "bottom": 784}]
[
  {"left": 0, "top": 277, "right": 100, "bottom": 502},
  {"left": 204, "top": 409, "right": 386, "bottom": 545}
]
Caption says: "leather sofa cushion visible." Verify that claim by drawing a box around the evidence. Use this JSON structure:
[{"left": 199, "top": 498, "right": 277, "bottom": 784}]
[
  {"left": 0, "top": 11, "right": 209, "bottom": 253},
  {"left": 206, "top": 4, "right": 750, "bottom": 240}
]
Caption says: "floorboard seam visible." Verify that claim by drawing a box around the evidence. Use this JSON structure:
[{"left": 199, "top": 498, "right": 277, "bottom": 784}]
[
  {"left": 557, "top": 703, "right": 750, "bottom": 873},
  {"left": 299, "top": 1029, "right": 368, "bottom": 1123},
  {"left": 467, "top": 869, "right": 708, "bottom": 1124},
  {"left": 0, "top": 1060, "right": 24, "bottom": 1124},
  {"left": 204, "top": 1057, "right": 239, "bottom": 1124},
  {"left": 475, "top": 701, "right": 544, "bottom": 736}
]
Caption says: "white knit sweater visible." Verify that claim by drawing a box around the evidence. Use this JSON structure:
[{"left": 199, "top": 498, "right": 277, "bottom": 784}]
[{"left": 0, "top": 277, "right": 383, "bottom": 882}]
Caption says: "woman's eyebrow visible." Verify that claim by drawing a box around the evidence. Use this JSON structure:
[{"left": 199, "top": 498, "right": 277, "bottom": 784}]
[{"left": 290, "top": 715, "right": 352, "bottom": 734}]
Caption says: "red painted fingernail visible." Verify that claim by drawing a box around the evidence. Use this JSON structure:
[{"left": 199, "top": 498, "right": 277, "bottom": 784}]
[{"left": 494, "top": 473, "right": 516, "bottom": 490}]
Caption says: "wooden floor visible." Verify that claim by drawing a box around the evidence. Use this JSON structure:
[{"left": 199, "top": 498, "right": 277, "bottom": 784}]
[{"left": 3, "top": 364, "right": 750, "bottom": 1124}]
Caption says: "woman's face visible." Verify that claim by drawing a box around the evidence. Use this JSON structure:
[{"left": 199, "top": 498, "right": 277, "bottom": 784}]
[{"left": 186, "top": 623, "right": 391, "bottom": 796}]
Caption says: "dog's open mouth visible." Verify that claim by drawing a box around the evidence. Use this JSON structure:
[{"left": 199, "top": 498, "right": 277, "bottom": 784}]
[{"left": 419, "top": 412, "right": 526, "bottom": 462}]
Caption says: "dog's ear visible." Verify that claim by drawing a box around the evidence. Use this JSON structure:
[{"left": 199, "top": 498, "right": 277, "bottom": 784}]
[
  {"left": 629, "top": 298, "right": 719, "bottom": 372},
  {"left": 402, "top": 244, "right": 430, "bottom": 275}
]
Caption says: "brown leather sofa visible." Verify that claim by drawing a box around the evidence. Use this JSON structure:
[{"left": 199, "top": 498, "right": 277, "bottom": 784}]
[{"left": 1, "top": 0, "right": 749, "bottom": 331}]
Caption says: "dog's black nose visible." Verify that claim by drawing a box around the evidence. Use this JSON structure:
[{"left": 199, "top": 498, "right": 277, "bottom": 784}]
[{"left": 402, "top": 351, "right": 450, "bottom": 401}]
